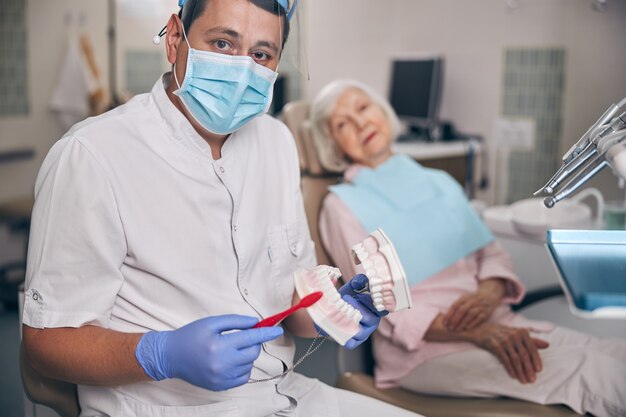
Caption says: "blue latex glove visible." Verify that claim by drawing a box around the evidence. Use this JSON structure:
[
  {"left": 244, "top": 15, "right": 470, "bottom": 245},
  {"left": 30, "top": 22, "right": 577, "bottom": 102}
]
[
  {"left": 135, "top": 315, "right": 283, "bottom": 391},
  {"left": 316, "top": 274, "right": 388, "bottom": 350}
]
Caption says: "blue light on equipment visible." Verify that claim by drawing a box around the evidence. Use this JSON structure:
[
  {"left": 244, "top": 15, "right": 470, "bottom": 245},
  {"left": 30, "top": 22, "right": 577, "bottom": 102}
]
[{"left": 547, "top": 229, "right": 626, "bottom": 318}]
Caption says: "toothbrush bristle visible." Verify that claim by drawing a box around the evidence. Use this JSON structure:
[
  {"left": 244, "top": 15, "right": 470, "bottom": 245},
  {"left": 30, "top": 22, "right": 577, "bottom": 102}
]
[{"left": 300, "top": 291, "right": 323, "bottom": 307}]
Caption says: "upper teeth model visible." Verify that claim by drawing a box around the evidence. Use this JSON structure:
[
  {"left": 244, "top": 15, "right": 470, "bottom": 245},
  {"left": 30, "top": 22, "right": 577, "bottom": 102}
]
[
  {"left": 351, "top": 228, "right": 412, "bottom": 313},
  {"left": 293, "top": 228, "right": 412, "bottom": 346}
]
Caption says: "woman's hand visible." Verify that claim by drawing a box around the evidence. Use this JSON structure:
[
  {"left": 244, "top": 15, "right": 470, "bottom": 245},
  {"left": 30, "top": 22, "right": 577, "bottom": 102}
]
[
  {"left": 467, "top": 323, "right": 549, "bottom": 384},
  {"left": 443, "top": 278, "right": 506, "bottom": 331}
]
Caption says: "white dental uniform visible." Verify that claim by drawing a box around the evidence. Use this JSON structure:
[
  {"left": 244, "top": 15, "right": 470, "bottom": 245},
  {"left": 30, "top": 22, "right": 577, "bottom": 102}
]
[{"left": 23, "top": 74, "right": 421, "bottom": 417}]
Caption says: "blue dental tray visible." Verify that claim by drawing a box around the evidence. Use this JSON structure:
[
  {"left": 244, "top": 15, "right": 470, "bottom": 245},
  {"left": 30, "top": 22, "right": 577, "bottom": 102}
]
[{"left": 546, "top": 229, "right": 626, "bottom": 318}]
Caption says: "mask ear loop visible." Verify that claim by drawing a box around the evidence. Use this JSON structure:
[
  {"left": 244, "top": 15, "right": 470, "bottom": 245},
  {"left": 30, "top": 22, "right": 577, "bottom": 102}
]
[{"left": 173, "top": 21, "right": 193, "bottom": 89}]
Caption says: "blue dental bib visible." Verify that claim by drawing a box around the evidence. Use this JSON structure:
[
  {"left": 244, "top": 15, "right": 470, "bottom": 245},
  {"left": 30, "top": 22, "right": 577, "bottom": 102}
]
[{"left": 330, "top": 154, "right": 493, "bottom": 286}]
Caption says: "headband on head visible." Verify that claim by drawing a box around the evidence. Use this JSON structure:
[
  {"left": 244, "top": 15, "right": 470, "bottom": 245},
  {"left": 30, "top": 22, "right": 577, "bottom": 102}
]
[{"left": 178, "top": 0, "right": 298, "bottom": 21}]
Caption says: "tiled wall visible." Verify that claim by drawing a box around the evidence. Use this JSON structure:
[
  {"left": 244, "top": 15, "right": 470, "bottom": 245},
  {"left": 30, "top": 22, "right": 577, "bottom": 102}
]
[
  {"left": 125, "top": 50, "right": 164, "bottom": 95},
  {"left": 502, "top": 48, "right": 566, "bottom": 203},
  {"left": 0, "top": 0, "right": 29, "bottom": 116}
]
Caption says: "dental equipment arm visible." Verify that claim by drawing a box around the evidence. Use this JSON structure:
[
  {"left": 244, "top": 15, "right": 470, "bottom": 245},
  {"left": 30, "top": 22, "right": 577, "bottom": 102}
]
[{"left": 536, "top": 96, "right": 626, "bottom": 207}]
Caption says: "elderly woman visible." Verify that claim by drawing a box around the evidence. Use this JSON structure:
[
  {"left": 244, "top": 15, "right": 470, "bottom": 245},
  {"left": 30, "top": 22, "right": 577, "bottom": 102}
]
[{"left": 311, "top": 79, "right": 626, "bottom": 417}]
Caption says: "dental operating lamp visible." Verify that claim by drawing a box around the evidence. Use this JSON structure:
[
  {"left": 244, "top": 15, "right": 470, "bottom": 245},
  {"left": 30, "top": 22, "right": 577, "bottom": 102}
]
[{"left": 536, "top": 96, "right": 626, "bottom": 208}]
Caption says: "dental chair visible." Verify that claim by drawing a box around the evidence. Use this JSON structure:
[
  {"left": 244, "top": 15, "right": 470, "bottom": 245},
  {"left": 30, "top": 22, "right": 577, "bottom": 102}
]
[
  {"left": 280, "top": 101, "right": 584, "bottom": 417},
  {"left": 335, "top": 337, "right": 580, "bottom": 417},
  {"left": 281, "top": 100, "right": 341, "bottom": 266}
]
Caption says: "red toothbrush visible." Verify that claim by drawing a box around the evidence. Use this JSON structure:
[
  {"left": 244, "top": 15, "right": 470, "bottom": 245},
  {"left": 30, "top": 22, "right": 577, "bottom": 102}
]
[{"left": 253, "top": 291, "right": 323, "bottom": 328}]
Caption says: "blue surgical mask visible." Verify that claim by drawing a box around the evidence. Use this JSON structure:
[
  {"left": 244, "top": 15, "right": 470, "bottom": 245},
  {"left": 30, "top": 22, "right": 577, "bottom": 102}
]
[{"left": 173, "top": 31, "right": 278, "bottom": 135}]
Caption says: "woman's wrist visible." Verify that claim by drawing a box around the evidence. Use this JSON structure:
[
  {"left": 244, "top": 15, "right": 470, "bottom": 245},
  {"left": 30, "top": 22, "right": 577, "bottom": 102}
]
[
  {"left": 462, "top": 325, "right": 486, "bottom": 346},
  {"left": 425, "top": 314, "right": 479, "bottom": 343},
  {"left": 478, "top": 278, "right": 506, "bottom": 301}
]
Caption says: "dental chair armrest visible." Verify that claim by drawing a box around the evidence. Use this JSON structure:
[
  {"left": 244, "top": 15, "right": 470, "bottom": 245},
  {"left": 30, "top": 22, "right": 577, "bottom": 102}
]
[
  {"left": 511, "top": 285, "right": 564, "bottom": 312},
  {"left": 336, "top": 336, "right": 375, "bottom": 376},
  {"left": 336, "top": 372, "right": 582, "bottom": 417}
]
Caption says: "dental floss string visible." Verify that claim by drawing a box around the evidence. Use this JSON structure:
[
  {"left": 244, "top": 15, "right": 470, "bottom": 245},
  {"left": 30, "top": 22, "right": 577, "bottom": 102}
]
[{"left": 248, "top": 333, "right": 330, "bottom": 383}]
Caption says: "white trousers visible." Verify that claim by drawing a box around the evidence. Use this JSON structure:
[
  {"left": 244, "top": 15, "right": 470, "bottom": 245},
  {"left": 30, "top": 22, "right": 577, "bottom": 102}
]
[
  {"left": 277, "top": 375, "right": 423, "bottom": 417},
  {"left": 398, "top": 326, "right": 626, "bottom": 417}
]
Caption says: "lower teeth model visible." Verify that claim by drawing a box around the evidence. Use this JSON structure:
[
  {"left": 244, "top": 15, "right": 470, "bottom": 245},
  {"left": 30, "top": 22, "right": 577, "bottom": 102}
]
[
  {"left": 293, "top": 228, "right": 412, "bottom": 346},
  {"left": 294, "top": 265, "right": 363, "bottom": 346}
]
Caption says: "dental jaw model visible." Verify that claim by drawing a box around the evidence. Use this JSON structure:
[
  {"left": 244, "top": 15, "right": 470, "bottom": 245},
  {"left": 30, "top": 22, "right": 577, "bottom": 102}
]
[
  {"left": 294, "top": 266, "right": 362, "bottom": 346},
  {"left": 294, "top": 228, "right": 412, "bottom": 346},
  {"left": 352, "top": 229, "right": 412, "bottom": 313}
]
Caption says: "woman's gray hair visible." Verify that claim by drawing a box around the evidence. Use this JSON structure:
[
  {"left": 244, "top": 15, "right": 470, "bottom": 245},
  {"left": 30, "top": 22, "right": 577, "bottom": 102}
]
[{"left": 310, "top": 79, "right": 402, "bottom": 172}]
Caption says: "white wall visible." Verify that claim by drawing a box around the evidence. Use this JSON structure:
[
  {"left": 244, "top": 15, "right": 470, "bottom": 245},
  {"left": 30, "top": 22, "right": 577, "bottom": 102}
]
[
  {"left": 305, "top": 0, "right": 626, "bottom": 204},
  {"left": 0, "top": 0, "right": 175, "bottom": 260},
  {"left": 2, "top": 0, "right": 625, "bottom": 205},
  {"left": 115, "top": 0, "right": 174, "bottom": 95},
  {"left": 0, "top": 0, "right": 108, "bottom": 203},
  {"left": 0, "top": 0, "right": 174, "bottom": 204}
]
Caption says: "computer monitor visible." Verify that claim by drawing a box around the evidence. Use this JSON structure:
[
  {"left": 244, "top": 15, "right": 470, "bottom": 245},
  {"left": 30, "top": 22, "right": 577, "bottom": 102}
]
[{"left": 388, "top": 54, "right": 444, "bottom": 128}]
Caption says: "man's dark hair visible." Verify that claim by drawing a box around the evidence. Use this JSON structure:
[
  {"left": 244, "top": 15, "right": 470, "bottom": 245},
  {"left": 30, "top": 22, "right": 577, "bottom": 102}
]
[{"left": 178, "top": 0, "right": 290, "bottom": 48}]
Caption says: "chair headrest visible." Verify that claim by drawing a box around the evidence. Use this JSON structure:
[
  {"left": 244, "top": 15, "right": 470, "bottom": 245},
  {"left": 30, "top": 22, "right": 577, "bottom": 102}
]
[{"left": 280, "top": 100, "right": 344, "bottom": 177}]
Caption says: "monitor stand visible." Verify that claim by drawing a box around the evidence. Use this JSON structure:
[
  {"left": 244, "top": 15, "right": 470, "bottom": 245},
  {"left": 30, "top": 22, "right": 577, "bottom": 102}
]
[{"left": 397, "top": 122, "right": 438, "bottom": 142}]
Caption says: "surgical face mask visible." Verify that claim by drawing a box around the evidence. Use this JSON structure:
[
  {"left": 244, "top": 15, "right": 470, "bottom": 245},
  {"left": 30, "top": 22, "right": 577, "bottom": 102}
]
[{"left": 173, "top": 30, "right": 278, "bottom": 135}]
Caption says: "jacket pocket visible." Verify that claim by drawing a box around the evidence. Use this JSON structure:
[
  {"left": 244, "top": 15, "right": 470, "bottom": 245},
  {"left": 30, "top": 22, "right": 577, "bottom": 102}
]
[{"left": 267, "top": 221, "right": 302, "bottom": 309}]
